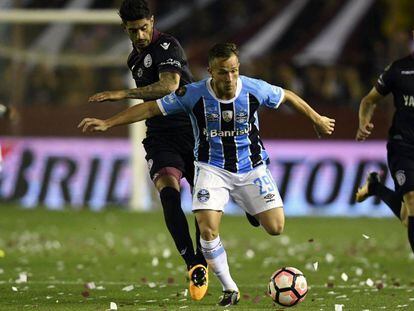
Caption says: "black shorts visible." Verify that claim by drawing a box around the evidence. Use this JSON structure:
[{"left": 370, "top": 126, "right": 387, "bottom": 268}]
[
  {"left": 387, "top": 140, "right": 414, "bottom": 196},
  {"left": 142, "top": 132, "right": 195, "bottom": 186}
]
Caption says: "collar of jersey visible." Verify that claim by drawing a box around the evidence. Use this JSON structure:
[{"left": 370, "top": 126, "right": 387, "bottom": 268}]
[{"left": 206, "top": 77, "right": 242, "bottom": 103}]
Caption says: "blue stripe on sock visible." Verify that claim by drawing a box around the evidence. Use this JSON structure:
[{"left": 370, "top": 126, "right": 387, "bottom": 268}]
[{"left": 202, "top": 245, "right": 225, "bottom": 260}]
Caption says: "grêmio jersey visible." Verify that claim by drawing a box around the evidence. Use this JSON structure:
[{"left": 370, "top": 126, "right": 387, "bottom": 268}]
[
  {"left": 375, "top": 54, "right": 414, "bottom": 144},
  {"left": 127, "top": 29, "right": 193, "bottom": 136},
  {"left": 156, "top": 75, "right": 285, "bottom": 173}
]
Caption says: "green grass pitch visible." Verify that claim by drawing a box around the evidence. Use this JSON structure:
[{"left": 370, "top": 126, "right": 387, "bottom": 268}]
[{"left": 0, "top": 205, "right": 413, "bottom": 310}]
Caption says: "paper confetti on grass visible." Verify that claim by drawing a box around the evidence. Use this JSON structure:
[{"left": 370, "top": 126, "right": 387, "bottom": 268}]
[
  {"left": 16, "top": 272, "right": 27, "bottom": 283},
  {"left": 313, "top": 262, "right": 319, "bottom": 271},
  {"left": 109, "top": 302, "right": 117, "bottom": 310},
  {"left": 335, "top": 304, "right": 344, "bottom": 311},
  {"left": 85, "top": 282, "right": 96, "bottom": 290},
  {"left": 0, "top": 249, "right": 5, "bottom": 258},
  {"left": 341, "top": 273, "right": 348, "bottom": 282},
  {"left": 122, "top": 285, "right": 134, "bottom": 292},
  {"left": 245, "top": 249, "right": 255, "bottom": 259},
  {"left": 366, "top": 278, "right": 374, "bottom": 287},
  {"left": 362, "top": 234, "right": 370, "bottom": 239}
]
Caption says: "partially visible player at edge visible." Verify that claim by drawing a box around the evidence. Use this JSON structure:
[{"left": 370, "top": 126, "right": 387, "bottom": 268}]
[
  {"left": 356, "top": 30, "right": 414, "bottom": 251},
  {"left": 79, "top": 43, "right": 335, "bottom": 306},
  {"left": 88, "top": 0, "right": 208, "bottom": 300}
]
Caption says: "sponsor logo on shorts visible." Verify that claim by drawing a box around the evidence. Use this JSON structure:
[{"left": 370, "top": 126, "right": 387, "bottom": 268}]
[
  {"left": 137, "top": 67, "right": 143, "bottom": 78},
  {"left": 264, "top": 193, "right": 275, "bottom": 203},
  {"left": 395, "top": 170, "right": 406, "bottom": 186},
  {"left": 197, "top": 189, "right": 210, "bottom": 202}
]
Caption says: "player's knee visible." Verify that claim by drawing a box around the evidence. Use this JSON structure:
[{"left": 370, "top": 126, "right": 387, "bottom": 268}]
[
  {"left": 404, "top": 192, "right": 414, "bottom": 214},
  {"left": 264, "top": 222, "right": 284, "bottom": 236},
  {"left": 200, "top": 227, "right": 219, "bottom": 240}
]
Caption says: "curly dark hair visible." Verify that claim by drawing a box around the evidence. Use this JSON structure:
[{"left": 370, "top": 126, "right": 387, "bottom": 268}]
[{"left": 119, "top": 0, "right": 151, "bottom": 22}]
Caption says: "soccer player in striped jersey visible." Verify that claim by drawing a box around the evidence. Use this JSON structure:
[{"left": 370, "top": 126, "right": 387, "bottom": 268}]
[{"left": 79, "top": 43, "right": 335, "bottom": 306}]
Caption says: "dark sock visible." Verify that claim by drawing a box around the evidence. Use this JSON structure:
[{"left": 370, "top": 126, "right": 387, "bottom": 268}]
[
  {"left": 371, "top": 182, "right": 402, "bottom": 219},
  {"left": 194, "top": 218, "right": 207, "bottom": 267},
  {"left": 159, "top": 187, "right": 195, "bottom": 268},
  {"left": 408, "top": 217, "right": 414, "bottom": 253}
]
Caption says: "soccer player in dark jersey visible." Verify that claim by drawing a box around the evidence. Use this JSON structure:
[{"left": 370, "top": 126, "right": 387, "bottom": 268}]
[
  {"left": 356, "top": 31, "right": 414, "bottom": 251},
  {"left": 79, "top": 43, "right": 335, "bottom": 306},
  {"left": 88, "top": 0, "right": 207, "bottom": 300}
]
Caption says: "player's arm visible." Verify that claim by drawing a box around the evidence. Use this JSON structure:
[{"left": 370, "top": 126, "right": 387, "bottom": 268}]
[
  {"left": 282, "top": 90, "right": 335, "bottom": 136},
  {"left": 88, "top": 71, "right": 180, "bottom": 102},
  {"left": 356, "top": 87, "right": 384, "bottom": 141},
  {"left": 78, "top": 100, "right": 162, "bottom": 132}
]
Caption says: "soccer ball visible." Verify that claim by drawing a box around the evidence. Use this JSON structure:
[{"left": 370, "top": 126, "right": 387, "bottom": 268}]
[{"left": 268, "top": 267, "right": 308, "bottom": 307}]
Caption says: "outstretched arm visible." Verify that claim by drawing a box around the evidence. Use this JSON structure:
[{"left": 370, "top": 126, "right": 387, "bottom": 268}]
[
  {"left": 356, "top": 87, "right": 384, "bottom": 141},
  {"left": 88, "top": 72, "right": 180, "bottom": 102},
  {"left": 78, "top": 100, "right": 162, "bottom": 132},
  {"left": 282, "top": 90, "right": 335, "bottom": 137}
]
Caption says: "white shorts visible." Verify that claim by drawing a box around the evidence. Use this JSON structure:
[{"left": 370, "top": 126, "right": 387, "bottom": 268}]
[{"left": 192, "top": 162, "right": 283, "bottom": 215}]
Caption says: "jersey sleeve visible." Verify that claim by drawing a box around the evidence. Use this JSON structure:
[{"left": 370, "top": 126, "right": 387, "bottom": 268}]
[
  {"left": 154, "top": 38, "right": 186, "bottom": 75},
  {"left": 156, "top": 85, "right": 191, "bottom": 116},
  {"left": 375, "top": 63, "right": 394, "bottom": 95},
  {"left": 257, "top": 80, "right": 285, "bottom": 109}
]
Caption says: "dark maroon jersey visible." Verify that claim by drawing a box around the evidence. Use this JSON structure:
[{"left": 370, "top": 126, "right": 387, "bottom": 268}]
[
  {"left": 375, "top": 54, "right": 414, "bottom": 144},
  {"left": 127, "top": 29, "right": 193, "bottom": 136}
]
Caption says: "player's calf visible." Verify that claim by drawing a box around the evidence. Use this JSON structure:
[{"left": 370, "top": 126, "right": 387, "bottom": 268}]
[{"left": 257, "top": 207, "right": 284, "bottom": 236}]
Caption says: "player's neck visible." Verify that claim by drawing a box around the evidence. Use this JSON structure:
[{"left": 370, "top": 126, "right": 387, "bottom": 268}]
[{"left": 211, "top": 80, "right": 236, "bottom": 100}]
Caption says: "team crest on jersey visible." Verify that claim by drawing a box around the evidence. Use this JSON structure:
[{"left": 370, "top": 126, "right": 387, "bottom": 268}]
[
  {"left": 137, "top": 68, "right": 143, "bottom": 78},
  {"left": 395, "top": 170, "right": 406, "bottom": 186},
  {"left": 144, "top": 54, "right": 152, "bottom": 68},
  {"left": 206, "top": 112, "right": 219, "bottom": 122},
  {"left": 236, "top": 111, "right": 248, "bottom": 124},
  {"left": 175, "top": 86, "right": 187, "bottom": 97},
  {"left": 222, "top": 110, "right": 233, "bottom": 122},
  {"left": 197, "top": 189, "right": 210, "bottom": 202}
]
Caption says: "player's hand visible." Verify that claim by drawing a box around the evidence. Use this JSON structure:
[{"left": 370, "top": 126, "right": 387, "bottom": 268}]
[
  {"left": 356, "top": 123, "right": 374, "bottom": 141},
  {"left": 78, "top": 118, "right": 109, "bottom": 132},
  {"left": 88, "top": 90, "right": 126, "bottom": 102},
  {"left": 313, "top": 116, "right": 335, "bottom": 138}
]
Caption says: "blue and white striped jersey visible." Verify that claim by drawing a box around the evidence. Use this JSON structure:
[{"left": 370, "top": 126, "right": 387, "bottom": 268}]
[{"left": 156, "top": 75, "right": 285, "bottom": 173}]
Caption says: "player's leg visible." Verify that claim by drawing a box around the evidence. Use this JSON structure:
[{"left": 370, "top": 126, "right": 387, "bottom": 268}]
[
  {"left": 356, "top": 172, "right": 404, "bottom": 221},
  {"left": 143, "top": 137, "right": 200, "bottom": 269},
  {"left": 192, "top": 163, "right": 239, "bottom": 306},
  {"left": 153, "top": 169, "right": 198, "bottom": 268},
  {"left": 182, "top": 152, "right": 207, "bottom": 267},
  {"left": 232, "top": 165, "right": 284, "bottom": 235},
  {"left": 256, "top": 207, "right": 285, "bottom": 235},
  {"left": 404, "top": 191, "right": 414, "bottom": 252},
  {"left": 195, "top": 210, "right": 239, "bottom": 305}
]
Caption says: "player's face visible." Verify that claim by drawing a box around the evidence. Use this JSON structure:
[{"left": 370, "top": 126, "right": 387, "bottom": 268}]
[
  {"left": 124, "top": 16, "right": 154, "bottom": 50},
  {"left": 209, "top": 54, "right": 240, "bottom": 98}
]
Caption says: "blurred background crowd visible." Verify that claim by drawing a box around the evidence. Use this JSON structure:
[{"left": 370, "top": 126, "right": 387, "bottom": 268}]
[{"left": 0, "top": 0, "right": 413, "bottom": 111}]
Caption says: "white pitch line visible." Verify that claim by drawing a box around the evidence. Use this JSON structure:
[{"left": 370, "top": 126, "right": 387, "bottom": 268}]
[{"left": 2, "top": 280, "right": 413, "bottom": 290}]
